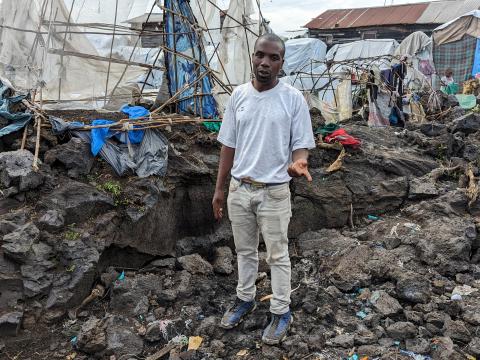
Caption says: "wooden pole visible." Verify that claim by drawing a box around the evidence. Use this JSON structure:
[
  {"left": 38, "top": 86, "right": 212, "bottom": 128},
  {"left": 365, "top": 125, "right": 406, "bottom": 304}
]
[
  {"left": 104, "top": 0, "right": 119, "bottom": 107},
  {"left": 32, "top": 116, "right": 42, "bottom": 171}
]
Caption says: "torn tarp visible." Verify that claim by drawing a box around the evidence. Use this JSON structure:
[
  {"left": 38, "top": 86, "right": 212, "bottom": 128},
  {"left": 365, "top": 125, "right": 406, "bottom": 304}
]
[
  {"left": 0, "top": 78, "right": 33, "bottom": 137},
  {"left": 49, "top": 117, "right": 168, "bottom": 178}
]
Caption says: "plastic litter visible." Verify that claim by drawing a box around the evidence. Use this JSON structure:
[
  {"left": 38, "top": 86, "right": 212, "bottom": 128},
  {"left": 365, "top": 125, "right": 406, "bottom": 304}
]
[
  {"left": 399, "top": 349, "right": 432, "bottom": 360},
  {"left": 117, "top": 271, "right": 125, "bottom": 281},
  {"left": 187, "top": 336, "right": 203, "bottom": 350},
  {"left": 451, "top": 294, "right": 462, "bottom": 301},
  {"left": 356, "top": 310, "right": 368, "bottom": 319},
  {"left": 368, "top": 215, "right": 380, "bottom": 221},
  {"left": 452, "top": 285, "right": 477, "bottom": 297},
  {"left": 70, "top": 336, "right": 78, "bottom": 345},
  {"left": 236, "top": 349, "right": 249, "bottom": 356},
  {"left": 171, "top": 334, "right": 189, "bottom": 346},
  {"left": 403, "top": 223, "right": 421, "bottom": 232}
]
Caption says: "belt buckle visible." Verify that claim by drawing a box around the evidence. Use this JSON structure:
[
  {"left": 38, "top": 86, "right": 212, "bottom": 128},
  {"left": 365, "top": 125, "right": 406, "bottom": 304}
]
[{"left": 241, "top": 178, "right": 266, "bottom": 188}]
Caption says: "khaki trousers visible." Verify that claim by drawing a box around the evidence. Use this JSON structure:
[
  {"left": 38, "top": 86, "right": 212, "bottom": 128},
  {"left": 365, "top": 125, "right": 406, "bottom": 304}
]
[{"left": 227, "top": 178, "right": 292, "bottom": 314}]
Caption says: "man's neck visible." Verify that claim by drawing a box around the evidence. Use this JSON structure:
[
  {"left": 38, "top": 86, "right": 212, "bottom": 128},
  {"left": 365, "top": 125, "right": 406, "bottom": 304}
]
[{"left": 252, "top": 78, "right": 279, "bottom": 92}]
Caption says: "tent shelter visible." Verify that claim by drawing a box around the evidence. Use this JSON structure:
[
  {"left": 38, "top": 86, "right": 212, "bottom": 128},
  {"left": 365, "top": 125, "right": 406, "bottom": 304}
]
[
  {"left": 395, "top": 31, "right": 435, "bottom": 89},
  {"left": 432, "top": 10, "right": 480, "bottom": 83},
  {"left": 283, "top": 38, "right": 327, "bottom": 75}
]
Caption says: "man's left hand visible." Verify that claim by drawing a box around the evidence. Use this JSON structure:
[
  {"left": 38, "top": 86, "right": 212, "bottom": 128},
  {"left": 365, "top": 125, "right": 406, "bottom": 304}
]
[{"left": 288, "top": 159, "right": 312, "bottom": 182}]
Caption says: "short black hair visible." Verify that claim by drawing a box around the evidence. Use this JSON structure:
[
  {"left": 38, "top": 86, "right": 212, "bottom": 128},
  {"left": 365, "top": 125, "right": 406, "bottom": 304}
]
[{"left": 254, "top": 33, "right": 286, "bottom": 57}]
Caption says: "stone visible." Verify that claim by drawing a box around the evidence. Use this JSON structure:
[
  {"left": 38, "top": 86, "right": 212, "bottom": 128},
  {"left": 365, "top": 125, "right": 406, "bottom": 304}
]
[
  {"left": 105, "top": 316, "right": 143, "bottom": 357},
  {"left": 408, "top": 176, "right": 439, "bottom": 200},
  {"left": 370, "top": 290, "right": 402, "bottom": 317},
  {"left": 37, "top": 210, "right": 65, "bottom": 233},
  {"left": 404, "top": 310, "right": 423, "bottom": 325},
  {"left": 41, "top": 181, "right": 114, "bottom": 225},
  {"left": 386, "top": 322, "right": 417, "bottom": 340},
  {"left": 76, "top": 317, "right": 107, "bottom": 355},
  {"left": 212, "top": 246, "right": 234, "bottom": 275},
  {"left": 296, "top": 229, "right": 357, "bottom": 256},
  {"left": 145, "top": 320, "right": 172, "bottom": 343},
  {"left": 452, "top": 113, "right": 480, "bottom": 134},
  {"left": 0, "top": 311, "right": 22, "bottom": 337},
  {"left": 420, "top": 123, "right": 447, "bottom": 137},
  {"left": 383, "top": 236, "right": 401, "bottom": 250},
  {"left": 425, "top": 312, "right": 449, "bottom": 328},
  {"left": 44, "top": 138, "right": 94, "bottom": 178},
  {"left": 405, "top": 337, "right": 430, "bottom": 354},
  {"left": 2, "top": 223, "right": 40, "bottom": 263},
  {"left": 354, "top": 329, "right": 377, "bottom": 345},
  {"left": 0, "top": 150, "right": 44, "bottom": 193},
  {"left": 262, "top": 345, "right": 285, "bottom": 359},
  {"left": 110, "top": 274, "right": 162, "bottom": 316},
  {"left": 463, "top": 309, "right": 480, "bottom": 326},
  {"left": 328, "top": 334, "right": 354, "bottom": 348},
  {"left": 431, "top": 337, "right": 455, "bottom": 360},
  {"left": 396, "top": 276, "right": 431, "bottom": 304},
  {"left": 243, "top": 313, "right": 268, "bottom": 331},
  {"left": 330, "top": 245, "right": 372, "bottom": 292},
  {"left": 177, "top": 254, "right": 213, "bottom": 275},
  {"left": 468, "top": 338, "right": 480, "bottom": 357},
  {"left": 443, "top": 319, "right": 471, "bottom": 343}
]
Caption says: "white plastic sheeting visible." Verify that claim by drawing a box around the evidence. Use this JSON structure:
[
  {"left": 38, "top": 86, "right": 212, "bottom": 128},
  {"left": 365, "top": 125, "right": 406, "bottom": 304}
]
[
  {"left": 283, "top": 38, "right": 327, "bottom": 75},
  {"left": 0, "top": 0, "right": 161, "bottom": 109},
  {"left": 217, "top": 0, "right": 259, "bottom": 87},
  {"left": 326, "top": 39, "right": 399, "bottom": 71},
  {"left": 191, "top": 0, "right": 221, "bottom": 47}
]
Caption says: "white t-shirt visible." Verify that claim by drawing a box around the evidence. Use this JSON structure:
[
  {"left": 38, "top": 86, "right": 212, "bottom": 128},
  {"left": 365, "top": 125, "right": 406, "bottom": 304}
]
[{"left": 217, "top": 81, "right": 315, "bottom": 184}]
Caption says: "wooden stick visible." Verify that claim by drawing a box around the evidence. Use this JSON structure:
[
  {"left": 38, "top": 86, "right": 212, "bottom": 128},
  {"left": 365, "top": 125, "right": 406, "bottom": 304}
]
[
  {"left": 151, "top": 70, "right": 211, "bottom": 115},
  {"left": 32, "top": 116, "right": 42, "bottom": 171},
  {"left": 47, "top": 48, "right": 165, "bottom": 70},
  {"left": 21, "top": 125, "right": 28, "bottom": 150},
  {"left": 146, "top": 344, "right": 177, "bottom": 360}
]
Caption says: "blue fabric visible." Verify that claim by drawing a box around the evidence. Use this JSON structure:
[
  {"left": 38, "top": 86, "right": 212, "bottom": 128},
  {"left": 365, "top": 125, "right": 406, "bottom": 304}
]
[
  {"left": 164, "top": 0, "right": 217, "bottom": 118},
  {"left": 472, "top": 38, "right": 480, "bottom": 77},
  {"left": 90, "top": 119, "right": 144, "bottom": 156},
  {"left": 0, "top": 80, "right": 33, "bottom": 137},
  {"left": 120, "top": 104, "right": 149, "bottom": 119}
]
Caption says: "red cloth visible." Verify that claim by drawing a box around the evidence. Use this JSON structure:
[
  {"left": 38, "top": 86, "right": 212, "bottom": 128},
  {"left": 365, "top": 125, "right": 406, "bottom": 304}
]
[{"left": 324, "top": 129, "right": 361, "bottom": 148}]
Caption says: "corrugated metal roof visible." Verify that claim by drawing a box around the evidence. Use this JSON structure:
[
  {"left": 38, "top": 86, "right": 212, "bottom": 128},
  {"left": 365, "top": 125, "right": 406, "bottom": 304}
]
[
  {"left": 304, "top": 3, "right": 429, "bottom": 29},
  {"left": 417, "top": 0, "right": 480, "bottom": 24},
  {"left": 305, "top": 0, "right": 480, "bottom": 30}
]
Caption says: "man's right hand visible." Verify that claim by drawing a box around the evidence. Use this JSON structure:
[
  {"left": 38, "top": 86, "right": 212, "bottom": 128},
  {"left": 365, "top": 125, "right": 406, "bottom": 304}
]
[{"left": 212, "top": 189, "right": 225, "bottom": 220}]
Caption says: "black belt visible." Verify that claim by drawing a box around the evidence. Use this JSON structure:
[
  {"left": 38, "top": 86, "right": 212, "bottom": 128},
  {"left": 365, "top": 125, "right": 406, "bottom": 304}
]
[{"left": 233, "top": 176, "right": 287, "bottom": 188}]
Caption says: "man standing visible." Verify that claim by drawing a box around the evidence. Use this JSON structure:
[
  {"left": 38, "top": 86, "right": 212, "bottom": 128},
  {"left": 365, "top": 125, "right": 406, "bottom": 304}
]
[{"left": 212, "top": 33, "right": 315, "bottom": 345}]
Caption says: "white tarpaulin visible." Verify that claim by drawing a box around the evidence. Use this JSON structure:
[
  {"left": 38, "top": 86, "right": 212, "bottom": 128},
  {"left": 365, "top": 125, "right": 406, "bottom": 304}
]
[
  {"left": 191, "top": 0, "right": 221, "bottom": 47},
  {"left": 217, "top": 0, "right": 258, "bottom": 87},
  {"left": 326, "top": 39, "right": 399, "bottom": 70},
  {"left": 0, "top": 0, "right": 158, "bottom": 109},
  {"left": 395, "top": 31, "right": 435, "bottom": 90},
  {"left": 283, "top": 38, "right": 327, "bottom": 75}
]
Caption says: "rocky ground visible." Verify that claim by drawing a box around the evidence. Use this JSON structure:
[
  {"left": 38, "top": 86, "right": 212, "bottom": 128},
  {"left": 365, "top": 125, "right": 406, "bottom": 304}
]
[{"left": 1, "top": 95, "right": 480, "bottom": 360}]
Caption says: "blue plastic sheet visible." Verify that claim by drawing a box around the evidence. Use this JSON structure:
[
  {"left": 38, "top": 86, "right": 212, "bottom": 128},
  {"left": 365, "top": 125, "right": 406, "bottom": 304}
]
[
  {"left": 91, "top": 119, "right": 144, "bottom": 156},
  {"left": 0, "top": 79, "right": 33, "bottom": 138},
  {"left": 472, "top": 38, "right": 480, "bottom": 77},
  {"left": 120, "top": 104, "right": 149, "bottom": 119},
  {"left": 164, "top": 0, "right": 217, "bottom": 118}
]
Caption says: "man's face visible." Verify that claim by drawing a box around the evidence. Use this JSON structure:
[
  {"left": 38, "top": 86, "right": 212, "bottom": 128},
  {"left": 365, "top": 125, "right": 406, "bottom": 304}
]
[{"left": 252, "top": 39, "right": 284, "bottom": 84}]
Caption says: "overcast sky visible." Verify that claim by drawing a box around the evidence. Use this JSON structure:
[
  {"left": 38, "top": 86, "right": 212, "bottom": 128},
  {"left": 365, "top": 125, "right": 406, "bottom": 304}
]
[{"left": 218, "top": 0, "right": 429, "bottom": 36}]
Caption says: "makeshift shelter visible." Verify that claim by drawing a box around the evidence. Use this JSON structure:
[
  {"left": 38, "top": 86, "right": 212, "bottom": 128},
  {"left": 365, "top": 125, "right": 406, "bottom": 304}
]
[
  {"left": 326, "top": 39, "right": 399, "bottom": 70},
  {"left": 283, "top": 38, "right": 327, "bottom": 75},
  {"left": 394, "top": 31, "right": 435, "bottom": 90},
  {"left": 432, "top": 10, "right": 480, "bottom": 84}
]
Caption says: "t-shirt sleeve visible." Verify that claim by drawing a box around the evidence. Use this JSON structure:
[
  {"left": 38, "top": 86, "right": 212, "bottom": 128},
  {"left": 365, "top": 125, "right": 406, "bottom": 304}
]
[
  {"left": 290, "top": 93, "right": 316, "bottom": 151},
  {"left": 217, "top": 94, "right": 236, "bottom": 148}
]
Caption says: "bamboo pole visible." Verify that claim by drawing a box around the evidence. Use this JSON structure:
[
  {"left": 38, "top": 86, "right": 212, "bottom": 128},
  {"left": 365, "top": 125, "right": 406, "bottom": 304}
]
[{"left": 104, "top": 0, "right": 119, "bottom": 107}]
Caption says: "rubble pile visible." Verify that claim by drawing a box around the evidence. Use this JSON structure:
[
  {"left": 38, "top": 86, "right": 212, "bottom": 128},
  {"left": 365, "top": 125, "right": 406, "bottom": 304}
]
[{"left": 1, "top": 100, "right": 480, "bottom": 359}]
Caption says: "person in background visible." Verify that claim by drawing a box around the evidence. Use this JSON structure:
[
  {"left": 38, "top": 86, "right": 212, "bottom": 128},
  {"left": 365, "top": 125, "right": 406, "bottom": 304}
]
[{"left": 212, "top": 33, "right": 315, "bottom": 345}]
